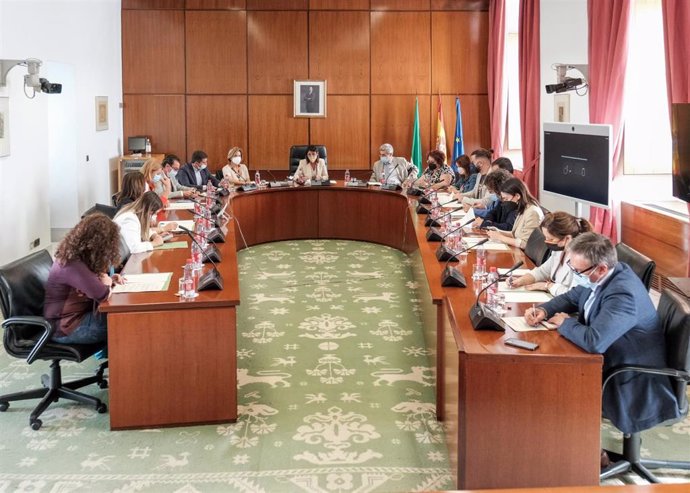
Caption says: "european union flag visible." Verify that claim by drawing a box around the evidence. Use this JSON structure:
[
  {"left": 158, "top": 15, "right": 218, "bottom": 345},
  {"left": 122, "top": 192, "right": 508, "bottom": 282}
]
[{"left": 452, "top": 97, "right": 464, "bottom": 173}]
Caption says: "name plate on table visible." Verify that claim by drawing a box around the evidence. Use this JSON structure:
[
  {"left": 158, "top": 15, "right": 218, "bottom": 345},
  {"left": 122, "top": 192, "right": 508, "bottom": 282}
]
[
  {"left": 345, "top": 181, "right": 368, "bottom": 188},
  {"left": 310, "top": 180, "right": 333, "bottom": 186}
]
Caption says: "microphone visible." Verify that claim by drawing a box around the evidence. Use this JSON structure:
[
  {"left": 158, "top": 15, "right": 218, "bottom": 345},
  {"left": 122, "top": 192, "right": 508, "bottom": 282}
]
[
  {"left": 417, "top": 197, "right": 457, "bottom": 216},
  {"left": 469, "top": 261, "right": 524, "bottom": 330},
  {"left": 179, "top": 225, "right": 223, "bottom": 264},
  {"left": 440, "top": 238, "right": 489, "bottom": 287},
  {"left": 189, "top": 196, "right": 222, "bottom": 215},
  {"left": 380, "top": 161, "right": 402, "bottom": 191},
  {"left": 426, "top": 216, "right": 474, "bottom": 242},
  {"left": 178, "top": 226, "right": 224, "bottom": 291},
  {"left": 263, "top": 169, "right": 289, "bottom": 188},
  {"left": 424, "top": 204, "right": 459, "bottom": 226}
]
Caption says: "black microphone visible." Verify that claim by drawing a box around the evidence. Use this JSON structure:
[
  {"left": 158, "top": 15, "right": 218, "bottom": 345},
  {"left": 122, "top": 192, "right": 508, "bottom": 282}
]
[
  {"left": 424, "top": 204, "right": 460, "bottom": 226},
  {"left": 179, "top": 225, "right": 223, "bottom": 264},
  {"left": 379, "top": 161, "right": 402, "bottom": 191},
  {"left": 440, "top": 238, "right": 490, "bottom": 287},
  {"left": 263, "top": 169, "right": 289, "bottom": 188},
  {"left": 178, "top": 225, "right": 224, "bottom": 291},
  {"left": 427, "top": 216, "right": 474, "bottom": 242},
  {"left": 469, "top": 260, "right": 524, "bottom": 331},
  {"left": 189, "top": 195, "right": 223, "bottom": 215}
]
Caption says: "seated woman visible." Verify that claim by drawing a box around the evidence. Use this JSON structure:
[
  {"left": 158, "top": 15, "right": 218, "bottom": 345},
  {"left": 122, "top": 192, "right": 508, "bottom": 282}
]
[
  {"left": 44, "top": 213, "right": 124, "bottom": 345},
  {"left": 222, "top": 146, "right": 250, "bottom": 186},
  {"left": 114, "top": 172, "right": 146, "bottom": 212},
  {"left": 114, "top": 191, "right": 176, "bottom": 253},
  {"left": 414, "top": 150, "right": 454, "bottom": 191},
  {"left": 472, "top": 170, "right": 514, "bottom": 231},
  {"left": 294, "top": 145, "right": 328, "bottom": 184},
  {"left": 453, "top": 154, "right": 478, "bottom": 193},
  {"left": 141, "top": 158, "right": 170, "bottom": 206},
  {"left": 509, "top": 212, "right": 592, "bottom": 295},
  {"left": 486, "top": 178, "right": 543, "bottom": 249}
]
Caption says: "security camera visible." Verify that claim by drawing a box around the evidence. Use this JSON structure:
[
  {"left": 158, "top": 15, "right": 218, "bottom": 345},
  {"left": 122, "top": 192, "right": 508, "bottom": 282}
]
[
  {"left": 40, "top": 78, "right": 62, "bottom": 94},
  {"left": 0, "top": 58, "right": 62, "bottom": 97},
  {"left": 545, "top": 77, "right": 584, "bottom": 94}
]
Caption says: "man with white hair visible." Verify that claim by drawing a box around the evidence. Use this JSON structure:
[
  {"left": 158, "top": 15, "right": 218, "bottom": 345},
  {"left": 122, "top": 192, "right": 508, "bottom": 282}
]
[{"left": 370, "top": 143, "right": 417, "bottom": 186}]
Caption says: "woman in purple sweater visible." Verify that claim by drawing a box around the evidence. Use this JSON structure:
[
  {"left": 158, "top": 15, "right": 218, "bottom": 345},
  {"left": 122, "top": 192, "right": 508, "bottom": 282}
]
[{"left": 44, "top": 214, "right": 123, "bottom": 345}]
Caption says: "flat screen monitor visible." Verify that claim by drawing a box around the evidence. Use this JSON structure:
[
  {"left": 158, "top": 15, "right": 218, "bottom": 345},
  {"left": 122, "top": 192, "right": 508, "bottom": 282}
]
[
  {"left": 128, "top": 136, "right": 147, "bottom": 154},
  {"left": 542, "top": 122, "right": 612, "bottom": 208},
  {"left": 672, "top": 103, "right": 690, "bottom": 203}
]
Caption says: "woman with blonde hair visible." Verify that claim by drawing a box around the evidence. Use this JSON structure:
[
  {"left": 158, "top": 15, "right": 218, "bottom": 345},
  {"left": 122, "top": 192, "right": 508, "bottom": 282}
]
[
  {"left": 114, "top": 191, "right": 175, "bottom": 253},
  {"left": 140, "top": 157, "right": 170, "bottom": 205},
  {"left": 222, "top": 146, "right": 250, "bottom": 186}
]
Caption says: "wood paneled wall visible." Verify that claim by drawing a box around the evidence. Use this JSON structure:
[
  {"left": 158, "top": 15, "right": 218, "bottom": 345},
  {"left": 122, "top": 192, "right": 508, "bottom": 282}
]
[{"left": 122, "top": 0, "right": 490, "bottom": 171}]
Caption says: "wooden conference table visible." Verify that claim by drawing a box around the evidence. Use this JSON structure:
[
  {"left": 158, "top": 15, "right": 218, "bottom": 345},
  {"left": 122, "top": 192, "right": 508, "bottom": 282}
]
[{"left": 100, "top": 182, "right": 602, "bottom": 490}]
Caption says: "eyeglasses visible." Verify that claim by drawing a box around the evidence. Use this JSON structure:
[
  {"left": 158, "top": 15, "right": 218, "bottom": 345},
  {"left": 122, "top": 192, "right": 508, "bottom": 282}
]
[{"left": 566, "top": 258, "right": 596, "bottom": 276}]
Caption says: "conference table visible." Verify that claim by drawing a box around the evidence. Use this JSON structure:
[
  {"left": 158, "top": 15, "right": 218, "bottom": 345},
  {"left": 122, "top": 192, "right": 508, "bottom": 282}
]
[{"left": 100, "top": 181, "right": 602, "bottom": 490}]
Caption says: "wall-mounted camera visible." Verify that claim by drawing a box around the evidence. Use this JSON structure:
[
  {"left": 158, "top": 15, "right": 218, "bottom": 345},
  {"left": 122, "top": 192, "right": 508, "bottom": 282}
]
[
  {"left": 0, "top": 58, "right": 63, "bottom": 98},
  {"left": 545, "top": 63, "right": 588, "bottom": 95}
]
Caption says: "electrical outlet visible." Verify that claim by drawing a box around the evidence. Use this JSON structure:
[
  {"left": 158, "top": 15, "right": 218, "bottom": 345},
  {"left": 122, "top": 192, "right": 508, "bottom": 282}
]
[
  {"left": 86, "top": 155, "right": 89, "bottom": 162},
  {"left": 30, "top": 238, "right": 40, "bottom": 249}
]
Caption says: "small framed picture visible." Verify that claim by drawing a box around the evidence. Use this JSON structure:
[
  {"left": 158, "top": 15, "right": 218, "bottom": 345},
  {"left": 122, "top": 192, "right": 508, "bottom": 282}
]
[
  {"left": 0, "top": 97, "right": 9, "bottom": 157},
  {"left": 554, "top": 94, "right": 570, "bottom": 123},
  {"left": 95, "top": 96, "right": 108, "bottom": 131},
  {"left": 294, "top": 80, "right": 326, "bottom": 118}
]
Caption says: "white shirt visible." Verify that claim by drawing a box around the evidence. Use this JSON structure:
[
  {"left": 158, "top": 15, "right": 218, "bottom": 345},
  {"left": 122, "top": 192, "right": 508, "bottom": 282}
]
[
  {"left": 584, "top": 267, "right": 615, "bottom": 323},
  {"left": 194, "top": 167, "right": 202, "bottom": 186},
  {"left": 114, "top": 211, "right": 154, "bottom": 254}
]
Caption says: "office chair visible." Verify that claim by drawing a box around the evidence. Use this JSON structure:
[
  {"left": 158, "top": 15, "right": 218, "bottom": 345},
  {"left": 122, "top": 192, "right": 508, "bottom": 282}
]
[
  {"left": 289, "top": 145, "right": 328, "bottom": 174},
  {"left": 81, "top": 204, "right": 118, "bottom": 220},
  {"left": 0, "top": 250, "right": 108, "bottom": 430},
  {"left": 600, "top": 289, "right": 690, "bottom": 483},
  {"left": 524, "top": 228, "right": 550, "bottom": 266},
  {"left": 615, "top": 242, "right": 656, "bottom": 291}
]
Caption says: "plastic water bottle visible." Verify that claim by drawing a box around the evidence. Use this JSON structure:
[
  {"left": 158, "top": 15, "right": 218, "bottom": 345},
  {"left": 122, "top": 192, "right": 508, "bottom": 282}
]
[
  {"left": 145, "top": 137, "right": 151, "bottom": 155},
  {"left": 183, "top": 259, "right": 196, "bottom": 299},
  {"left": 476, "top": 243, "right": 487, "bottom": 278},
  {"left": 255, "top": 170, "right": 261, "bottom": 187},
  {"left": 486, "top": 267, "right": 499, "bottom": 308},
  {"left": 344, "top": 169, "right": 350, "bottom": 183}
]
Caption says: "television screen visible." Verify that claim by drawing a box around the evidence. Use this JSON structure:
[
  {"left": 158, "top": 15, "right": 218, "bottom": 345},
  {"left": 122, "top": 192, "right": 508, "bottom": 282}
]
[
  {"left": 672, "top": 103, "right": 690, "bottom": 203},
  {"left": 128, "top": 136, "right": 147, "bottom": 154},
  {"left": 542, "top": 123, "right": 612, "bottom": 208}
]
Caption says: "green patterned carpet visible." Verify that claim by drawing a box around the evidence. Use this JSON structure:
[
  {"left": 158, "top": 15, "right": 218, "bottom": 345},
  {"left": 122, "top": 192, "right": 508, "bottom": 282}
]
[{"left": 0, "top": 240, "right": 453, "bottom": 492}]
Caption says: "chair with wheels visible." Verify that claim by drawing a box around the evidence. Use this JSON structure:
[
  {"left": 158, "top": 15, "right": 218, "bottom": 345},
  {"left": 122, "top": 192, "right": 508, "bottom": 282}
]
[
  {"left": 600, "top": 289, "right": 690, "bottom": 483},
  {"left": 288, "top": 145, "right": 328, "bottom": 175},
  {"left": 615, "top": 242, "right": 656, "bottom": 291},
  {"left": 524, "top": 228, "right": 550, "bottom": 267},
  {"left": 0, "top": 250, "right": 108, "bottom": 430}
]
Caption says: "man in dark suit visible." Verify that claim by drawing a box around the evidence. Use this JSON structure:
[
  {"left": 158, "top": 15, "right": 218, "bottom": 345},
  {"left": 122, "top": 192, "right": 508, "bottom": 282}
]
[
  {"left": 525, "top": 232, "right": 679, "bottom": 435},
  {"left": 176, "top": 150, "right": 220, "bottom": 190}
]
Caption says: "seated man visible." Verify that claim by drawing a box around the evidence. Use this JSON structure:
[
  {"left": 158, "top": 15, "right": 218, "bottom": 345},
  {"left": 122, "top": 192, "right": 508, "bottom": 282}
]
[
  {"left": 370, "top": 143, "right": 417, "bottom": 185},
  {"left": 176, "top": 150, "right": 220, "bottom": 190},
  {"left": 162, "top": 154, "right": 196, "bottom": 199},
  {"left": 525, "top": 232, "right": 680, "bottom": 435}
]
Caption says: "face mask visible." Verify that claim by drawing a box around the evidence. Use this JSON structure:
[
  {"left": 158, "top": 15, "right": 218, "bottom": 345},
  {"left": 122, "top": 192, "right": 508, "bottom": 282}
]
[
  {"left": 200, "top": 164, "right": 207, "bottom": 170},
  {"left": 545, "top": 242, "right": 565, "bottom": 252},
  {"left": 169, "top": 170, "right": 178, "bottom": 178},
  {"left": 427, "top": 162, "right": 437, "bottom": 170},
  {"left": 500, "top": 201, "right": 518, "bottom": 212},
  {"left": 381, "top": 156, "right": 391, "bottom": 165},
  {"left": 572, "top": 272, "right": 596, "bottom": 290},
  {"left": 231, "top": 156, "right": 241, "bottom": 165},
  {"left": 307, "top": 154, "right": 317, "bottom": 162},
  {"left": 152, "top": 173, "right": 163, "bottom": 183}
]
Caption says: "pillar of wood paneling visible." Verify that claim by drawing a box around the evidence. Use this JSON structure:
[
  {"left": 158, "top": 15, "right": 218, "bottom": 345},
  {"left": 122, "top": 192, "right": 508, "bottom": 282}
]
[{"left": 123, "top": 95, "right": 187, "bottom": 160}]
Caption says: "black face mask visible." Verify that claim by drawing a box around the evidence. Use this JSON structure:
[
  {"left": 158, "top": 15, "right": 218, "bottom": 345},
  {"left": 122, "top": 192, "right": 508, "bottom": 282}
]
[
  {"left": 427, "top": 162, "right": 437, "bottom": 170},
  {"left": 545, "top": 242, "right": 565, "bottom": 252},
  {"left": 499, "top": 200, "right": 518, "bottom": 212}
]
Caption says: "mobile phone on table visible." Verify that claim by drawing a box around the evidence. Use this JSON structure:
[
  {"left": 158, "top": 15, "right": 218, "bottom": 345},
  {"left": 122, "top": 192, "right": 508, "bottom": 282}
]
[{"left": 504, "top": 338, "right": 539, "bottom": 351}]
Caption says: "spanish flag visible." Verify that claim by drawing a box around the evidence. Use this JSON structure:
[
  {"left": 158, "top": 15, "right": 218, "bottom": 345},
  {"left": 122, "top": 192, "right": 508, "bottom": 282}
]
[{"left": 435, "top": 94, "right": 447, "bottom": 163}]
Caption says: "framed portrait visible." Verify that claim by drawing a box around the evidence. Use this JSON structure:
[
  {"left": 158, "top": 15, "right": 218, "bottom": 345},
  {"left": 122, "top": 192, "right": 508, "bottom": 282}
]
[
  {"left": 0, "top": 97, "right": 9, "bottom": 157},
  {"left": 294, "top": 80, "right": 326, "bottom": 118},
  {"left": 554, "top": 94, "right": 570, "bottom": 123},
  {"left": 95, "top": 96, "right": 108, "bottom": 131}
]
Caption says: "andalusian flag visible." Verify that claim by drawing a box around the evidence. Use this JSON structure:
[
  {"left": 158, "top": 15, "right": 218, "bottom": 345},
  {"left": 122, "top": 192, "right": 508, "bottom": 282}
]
[
  {"left": 435, "top": 94, "right": 447, "bottom": 163},
  {"left": 410, "top": 97, "right": 422, "bottom": 173},
  {"left": 452, "top": 97, "right": 465, "bottom": 172}
]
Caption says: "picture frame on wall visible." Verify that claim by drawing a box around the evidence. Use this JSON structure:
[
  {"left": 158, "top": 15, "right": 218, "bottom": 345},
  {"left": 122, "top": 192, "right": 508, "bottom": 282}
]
[
  {"left": 95, "top": 96, "right": 108, "bottom": 131},
  {"left": 294, "top": 80, "right": 326, "bottom": 118},
  {"left": 554, "top": 94, "right": 570, "bottom": 123},
  {"left": 0, "top": 97, "right": 9, "bottom": 157}
]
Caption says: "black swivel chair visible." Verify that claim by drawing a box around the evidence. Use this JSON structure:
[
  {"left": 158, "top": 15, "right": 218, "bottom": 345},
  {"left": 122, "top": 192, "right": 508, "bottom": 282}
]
[
  {"left": 524, "top": 228, "right": 550, "bottom": 267},
  {"left": 600, "top": 289, "right": 690, "bottom": 483},
  {"left": 615, "top": 242, "right": 656, "bottom": 291},
  {"left": 289, "top": 145, "right": 328, "bottom": 174},
  {"left": 0, "top": 250, "right": 108, "bottom": 430},
  {"left": 81, "top": 204, "right": 118, "bottom": 220}
]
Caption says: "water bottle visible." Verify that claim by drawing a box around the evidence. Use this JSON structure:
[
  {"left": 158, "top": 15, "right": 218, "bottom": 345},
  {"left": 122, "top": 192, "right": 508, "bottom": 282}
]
[
  {"left": 344, "top": 169, "right": 350, "bottom": 183},
  {"left": 255, "top": 170, "right": 261, "bottom": 186},
  {"left": 145, "top": 137, "right": 151, "bottom": 155},
  {"left": 474, "top": 243, "right": 487, "bottom": 279},
  {"left": 205, "top": 180, "right": 213, "bottom": 208},
  {"left": 183, "top": 259, "right": 196, "bottom": 299},
  {"left": 486, "top": 267, "right": 499, "bottom": 309}
]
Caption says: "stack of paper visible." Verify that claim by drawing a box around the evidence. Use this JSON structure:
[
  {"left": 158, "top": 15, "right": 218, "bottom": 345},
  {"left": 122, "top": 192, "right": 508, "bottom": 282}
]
[
  {"left": 158, "top": 220, "right": 195, "bottom": 232},
  {"left": 165, "top": 201, "right": 195, "bottom": 211},
  {"left": 502, "top": 316, "right": 554, "bottom": 332},
  {"left": 111, "top": 273, "right": 173, "bottom": 293}
]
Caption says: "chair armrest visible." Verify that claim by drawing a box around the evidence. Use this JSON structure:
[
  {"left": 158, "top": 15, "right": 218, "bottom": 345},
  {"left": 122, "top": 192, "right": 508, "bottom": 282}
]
[
  {"left": 2, "top": 316, "right": 55, "bottom": 364},
  {"left": 602, "top": 365, "right": 690, "bottom": 393}
]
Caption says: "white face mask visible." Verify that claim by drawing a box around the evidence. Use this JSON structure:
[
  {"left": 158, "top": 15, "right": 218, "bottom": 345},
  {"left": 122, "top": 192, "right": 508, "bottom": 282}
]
[
  {"left": 231, "top": 156, "right": 241, "bottom": 165},
  {"left": 200, "top": 164, "right": 207, "bottom": 170},
  {"left": 169, "top": 169, "right": 178, "bottom": 178}
]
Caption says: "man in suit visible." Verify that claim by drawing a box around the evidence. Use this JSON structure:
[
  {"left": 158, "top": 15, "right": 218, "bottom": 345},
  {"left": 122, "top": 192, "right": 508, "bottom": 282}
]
[
  {"left": 176, "top": 150, "right": 220, "bottom": 190},
  {"left": 370, "top": 143, "right": 417, "bottom": 185},
  {"left": 162, "top": 154, "right": 196, "bottom": 199},
  {"left": 525, "top": 232, "right": 679, "bottom": 435}
]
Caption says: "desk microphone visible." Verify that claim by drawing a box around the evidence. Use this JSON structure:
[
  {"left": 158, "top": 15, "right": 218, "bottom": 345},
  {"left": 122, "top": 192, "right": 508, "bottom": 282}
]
[
  {"left": 427, "top": 216, "right": 474, "bottom": 242},
  {"left": 179, "top": 225, "right": 223, "bottom": 264},
  {"left": 189, "top": 196, "right": 222, "bottom": 215},
  {"left": 178, "top": 226, "right": 224, "bottom": 291},
  {"left": 416, "top": 187, "right": 437, "bottom": 206},
  {"left": 424, "top": 205, "right": 459, "bottom": 227},
  {"left": 440, "top": 238, "right": 489, "bottom": 287},
  {"left": 189, "top": 209, "right": 221, "bottom": 229},
  {"left": 469, "top": 260, "right": 524, "bottom": 330},
  {"left": 380, "top": 161, "right": 402, "bottom": 191}
]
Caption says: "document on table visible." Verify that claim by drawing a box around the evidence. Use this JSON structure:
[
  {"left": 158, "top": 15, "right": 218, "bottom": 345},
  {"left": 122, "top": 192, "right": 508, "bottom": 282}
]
[
  {"left": 502, "top": 291, "right": 552, "bottom": 303},
  {"left": 498, "top": 281, "right": 530, "bottom": 292},
  {"left": 462, "top": 237, "right": 509, "bottom": 251},
  {"left": 436, "top": 192, "right": 454, "bottom": 203},
  {"left": 111, "top": 273, "right": 173, "bottom": 293},
  {"left": 154, "top": 241, "right": 188, "bottom": 250},
  {"left": 498, "top": 268, "right": 531, "bottom": 276},
  {"left": 165, "top": 201, "right": 195, "bottom": 211},
  {"left": 502, "top": 316, "right": 557, "bottom": 332},
  {"left": 158, "top": 220, "right": 194, "bottom": 232}
]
